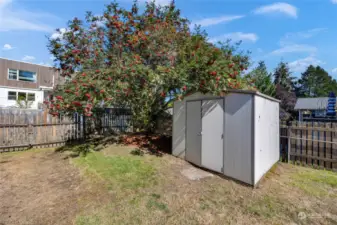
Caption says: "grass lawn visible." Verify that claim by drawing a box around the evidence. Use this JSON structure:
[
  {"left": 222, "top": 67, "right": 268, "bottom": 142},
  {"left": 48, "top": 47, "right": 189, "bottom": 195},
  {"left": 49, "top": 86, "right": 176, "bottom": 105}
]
[{"left": 1, "top": 144, "right": 337, "bottom": 225}]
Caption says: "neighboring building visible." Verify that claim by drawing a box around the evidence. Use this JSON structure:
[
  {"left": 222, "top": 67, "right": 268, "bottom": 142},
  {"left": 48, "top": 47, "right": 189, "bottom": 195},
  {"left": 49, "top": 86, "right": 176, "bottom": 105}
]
[
  {"left": 0, "top": 58, "right": 63, "bottom": 109},
  {"left": 295, "top": 97, "right": 336, "bottom": 121}
]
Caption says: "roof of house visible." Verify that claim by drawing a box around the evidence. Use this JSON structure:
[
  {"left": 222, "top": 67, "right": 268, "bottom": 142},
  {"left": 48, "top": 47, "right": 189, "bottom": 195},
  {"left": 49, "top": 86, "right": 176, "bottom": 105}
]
[
  {"left": 0, "top": 57, "right": 55, "bottom": 68},
  {"left": 294, "top": 97, "right": 332, "bottom": 110}
]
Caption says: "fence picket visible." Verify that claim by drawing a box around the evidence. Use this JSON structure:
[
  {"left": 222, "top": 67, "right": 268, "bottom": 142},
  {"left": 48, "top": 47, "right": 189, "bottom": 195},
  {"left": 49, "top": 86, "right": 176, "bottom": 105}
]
[
  {"left": 326, "top": 123, "right": 331, "bottom": 169},
  {"left": 318, "top": 123, "right": 325, "bottom": 169},
  {"left": 333, "top": 123, "right": 337, "bottom": 171},
  {"left": 290, "top": 121, "right": 295, "bottom": 163},
  {"left": 299, "top": 121, "right": 306, "bottom": 165},
  {"left": 313, "top": 122, "right": 319, "bottom": 167}
]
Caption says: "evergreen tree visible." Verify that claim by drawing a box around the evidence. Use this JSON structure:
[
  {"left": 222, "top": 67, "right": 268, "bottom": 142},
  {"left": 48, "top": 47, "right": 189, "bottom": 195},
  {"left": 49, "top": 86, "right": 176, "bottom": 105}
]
[
  {"left": 273, "top": 61, "right": 296, "bottom": 91},
  {"left": 245, "top": 61, "right": 275, "bottom": 97},
  {"left": 273, "top": 61, "right": 297, "bottom": 120},
  {"left": 297, "top": 65, "right": 337, "bottom": 97}
]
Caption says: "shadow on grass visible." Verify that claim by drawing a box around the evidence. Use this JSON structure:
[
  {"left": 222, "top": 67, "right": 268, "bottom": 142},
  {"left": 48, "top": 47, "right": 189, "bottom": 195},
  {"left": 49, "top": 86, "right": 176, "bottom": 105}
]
[
  {"left": 55, "top": 133, "right": 172, "bottom": 158},
  {"left": 55, "top": 135, "right": 121, "bottom": 158},
  {"left": 120, "top": 133, "right": 172, "bottom": 157}
]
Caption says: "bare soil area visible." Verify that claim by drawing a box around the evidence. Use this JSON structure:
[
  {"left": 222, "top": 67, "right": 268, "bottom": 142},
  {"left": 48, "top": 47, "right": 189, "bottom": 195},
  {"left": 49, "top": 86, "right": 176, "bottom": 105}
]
[{"left": 0, "top": 149, "right": 108, "bottom": 225}]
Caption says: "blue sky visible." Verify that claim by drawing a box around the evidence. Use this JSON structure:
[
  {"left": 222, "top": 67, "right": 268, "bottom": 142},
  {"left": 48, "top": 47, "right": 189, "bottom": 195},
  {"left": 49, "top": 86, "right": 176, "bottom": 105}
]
[{"left": 1, "top": 0, "right": 337, "bottom": 78}]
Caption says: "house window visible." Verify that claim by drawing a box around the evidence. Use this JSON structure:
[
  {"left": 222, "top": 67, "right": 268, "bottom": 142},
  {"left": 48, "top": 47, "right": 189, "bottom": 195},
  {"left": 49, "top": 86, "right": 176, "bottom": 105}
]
[
  {"left": 7, "top": 91, "right": 36, "bottom": 102},
  {"left": 27, "top": 93, "right": 35, "bottom": 101},
  {"left": 19, "top": 70, "right": 37, "bottom": 82},
  {"left": 8, "top": 69, "right": 37, "bottom": 83},
  {"left": 18, "top": 92, "right": 27, "bottom": 101},
  {"left": 8, "top": 91, "right": 17, "bottom": 100},
  {"left": 314, "top": 110, "right": 326, "bottom": 118},
  {"left": 8, "top": 69, "right": 18, "bottom": 80}
]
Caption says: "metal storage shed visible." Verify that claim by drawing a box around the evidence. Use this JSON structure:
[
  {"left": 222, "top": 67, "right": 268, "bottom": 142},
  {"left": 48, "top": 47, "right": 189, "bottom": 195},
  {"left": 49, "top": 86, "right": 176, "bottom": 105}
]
[{"left": 172, "top": 90, "right": 280, "bottom": 186}]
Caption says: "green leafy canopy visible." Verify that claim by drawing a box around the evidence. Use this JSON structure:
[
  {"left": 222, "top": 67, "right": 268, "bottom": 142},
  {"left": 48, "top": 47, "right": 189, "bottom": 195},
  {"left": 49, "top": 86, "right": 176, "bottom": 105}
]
[{"left": 46, "top": 0, "right": 251, "bottom": 132}]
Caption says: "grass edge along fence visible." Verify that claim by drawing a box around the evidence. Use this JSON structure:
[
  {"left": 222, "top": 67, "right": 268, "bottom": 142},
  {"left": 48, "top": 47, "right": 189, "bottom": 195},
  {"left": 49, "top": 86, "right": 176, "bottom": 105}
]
[
  {"left": 0, "top": 108, "right": 132, "bottom": 153},
  {"left": 280, "top": 121, "right": 337, "bottom": 171}
]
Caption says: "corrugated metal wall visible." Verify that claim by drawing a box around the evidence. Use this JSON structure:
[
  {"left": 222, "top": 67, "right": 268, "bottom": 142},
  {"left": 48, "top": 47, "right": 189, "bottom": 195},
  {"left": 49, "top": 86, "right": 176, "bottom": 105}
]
[
  {"left": 254, "top": 95, "right": 280, "bottom": 184},
  {"left": 186, "top": 101, "right": 202, "bottom": 166},
  {"left": 201, "top": 99, "right": 224, "bottom": 173},
  {"left": 172, "top": 91, "right": 280, "bottom": 186},
  {"left": 223, "top": 93, "right": 253, "bottom": 185},
  {"left": 172, "top": 93, "right": 212, "bottom": 159}
]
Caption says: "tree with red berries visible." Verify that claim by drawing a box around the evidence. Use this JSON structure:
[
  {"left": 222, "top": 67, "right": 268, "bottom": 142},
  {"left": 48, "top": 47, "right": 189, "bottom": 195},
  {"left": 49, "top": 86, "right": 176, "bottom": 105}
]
[{"left": 47, "top": 0, "right": 251, "bottom": 132}]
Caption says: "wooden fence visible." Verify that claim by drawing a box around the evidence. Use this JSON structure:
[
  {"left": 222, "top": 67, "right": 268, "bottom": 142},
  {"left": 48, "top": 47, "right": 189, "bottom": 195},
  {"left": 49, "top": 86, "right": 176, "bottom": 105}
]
[
  {"left": 0, "top": 108, "right": 132, "bottom": 153},
  {"left": 280, "top": 121, "right": 337, "bottom": 171}
]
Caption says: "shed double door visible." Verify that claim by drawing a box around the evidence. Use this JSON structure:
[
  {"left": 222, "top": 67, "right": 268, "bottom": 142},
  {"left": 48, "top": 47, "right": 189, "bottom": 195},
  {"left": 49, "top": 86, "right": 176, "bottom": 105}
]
[{"left": 186, "top": 99, "right": 224, "bottom": 173}]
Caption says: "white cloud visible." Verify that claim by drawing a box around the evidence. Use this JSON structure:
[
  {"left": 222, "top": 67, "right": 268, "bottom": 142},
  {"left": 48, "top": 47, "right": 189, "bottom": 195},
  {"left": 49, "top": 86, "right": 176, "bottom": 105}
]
[
  {"left": 194, "top": 15, "right": 245, "bottom": 27},
  {"left": 253, "top": 2, "right": 298, "bottom": 18},
  {"left": 332, "top": 0, "right": 337, "bottom": 4},
  {"left": 289, "top": 56, "right": 324, "bottom": 72},
  {"left": 50, "top": 28, "right": 67, "bottom": 39},
  {"left": 0, "top": 0, "right": 55, "bottom": 32},
  {"left": 39, "top": 62, "right": 51, "bottom": 67},
  {"left": 3, "top": 44, "right": 13, "bottom": 50},
  {"left": 271, "top": 44, "right": 317, "bottom": 55},
  {"left": 209, "top": 32, "right": 258, "bottom": 43},
  {"left": 332, "top": 68, "right": 337, "bottom": 73},
  {"left": 280, "top": 28, "right": 327, "bottom": 45},
  {"left": 153, "top": 0, "right": 172, "bottom": 5},
  {"left": 137, "top": 0, "right": 172, "bottom": 5},
  {"left": 22, "top": 55, "right": 36, "bottom": 62}
]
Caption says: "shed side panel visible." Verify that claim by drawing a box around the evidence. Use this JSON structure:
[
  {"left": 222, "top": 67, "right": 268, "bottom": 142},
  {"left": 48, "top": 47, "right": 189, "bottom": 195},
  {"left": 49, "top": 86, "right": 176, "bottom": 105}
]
[
  {"left": 173, "top": 100, "right": 186, "bottom": 158},
  {"left": 254, "top": 95, "right": 280, "bottom": 184},
  {"left": 224, "top": 93, "right": 253, "bottom": 185}
]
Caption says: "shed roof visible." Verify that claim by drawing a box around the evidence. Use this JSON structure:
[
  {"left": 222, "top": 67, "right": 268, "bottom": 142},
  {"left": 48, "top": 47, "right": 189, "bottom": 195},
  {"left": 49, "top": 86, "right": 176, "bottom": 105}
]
[
  {"left": 178, "top": 90, "right": 281, "bottom": 103},
  {"left": 227, "top": 89, "right": 281, "bottom": 103},
  {"left": 294, "top": 97, "right": 333, "bottom": 110}
]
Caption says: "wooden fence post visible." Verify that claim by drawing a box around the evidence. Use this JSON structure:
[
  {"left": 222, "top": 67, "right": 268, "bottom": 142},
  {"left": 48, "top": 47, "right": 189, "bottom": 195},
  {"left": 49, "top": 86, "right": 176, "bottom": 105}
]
[{"left": 287, "top": 124, "right": 291, "bottom": 163}]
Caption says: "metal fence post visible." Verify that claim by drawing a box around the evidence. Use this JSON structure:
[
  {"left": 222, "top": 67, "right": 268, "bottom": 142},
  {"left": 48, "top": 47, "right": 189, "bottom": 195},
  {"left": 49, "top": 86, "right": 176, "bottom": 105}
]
[{"left": 83, "top": 115, "right": 86, "bottom": 141}]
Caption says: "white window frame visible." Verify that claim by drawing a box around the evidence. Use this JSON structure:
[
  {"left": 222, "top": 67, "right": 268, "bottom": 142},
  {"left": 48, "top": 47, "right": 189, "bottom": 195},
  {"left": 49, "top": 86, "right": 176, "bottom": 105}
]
[
  {"left": 7, "top": 91, "right": 36, "bottom": 102},
  {"left": 8, "top": 69, "right": 18, "bottom": 80},
  {"left": 27, "top": 93, "right": 35, "bottom": 101},
  {"left": 7, "top": 68, "right": 37, "bottom": 83},
  {"left": 18, "top": 92, "right": 27, "bottom": 101},
  {"left": 7, "top": 91, "right": 17, "bottom": 101}
]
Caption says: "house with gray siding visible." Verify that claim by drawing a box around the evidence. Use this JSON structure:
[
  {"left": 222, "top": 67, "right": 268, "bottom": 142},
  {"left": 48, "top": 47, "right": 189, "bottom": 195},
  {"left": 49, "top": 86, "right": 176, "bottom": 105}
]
[
  {"left": 295, "top": 97, "right": 335, "bottom": 121},
  {"left": 0, "top": 58, "right": 63, "bottom": 109}
]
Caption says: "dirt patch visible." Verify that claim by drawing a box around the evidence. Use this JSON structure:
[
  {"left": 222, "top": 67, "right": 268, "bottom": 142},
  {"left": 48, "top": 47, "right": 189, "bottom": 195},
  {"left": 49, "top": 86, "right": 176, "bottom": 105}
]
[
  {"left": 181, "top": 167, "right": 214, "bottom": 180},
  {"left": 0, "top": 149, "right": 109, "bottom": 225}
]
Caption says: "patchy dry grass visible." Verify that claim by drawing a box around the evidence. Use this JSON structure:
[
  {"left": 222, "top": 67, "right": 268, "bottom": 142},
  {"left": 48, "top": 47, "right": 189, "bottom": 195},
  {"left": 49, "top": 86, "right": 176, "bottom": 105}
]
[
  {"left": 290, "top": 168, "right": 337, "bottom": 197},
  {"left": 73, "top": 151, "right": 157, "bottom": 190},
  {"left": 1, "top": 144, "right": 337, "bottom": 225}
]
